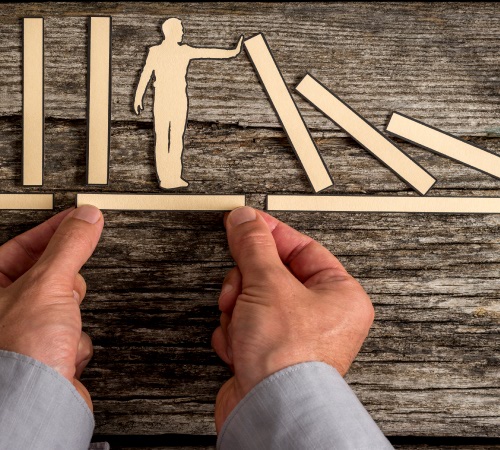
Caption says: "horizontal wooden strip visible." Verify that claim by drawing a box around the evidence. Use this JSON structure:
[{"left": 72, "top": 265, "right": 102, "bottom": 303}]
[
  {"left": 0, "top": 193, "right": 53, "bottom": 209},
  {"left": 77, "top": 194, "right": 245, "bottom": 211},
  {"left": 267, "top": 195, "right": 500, "bottom": 213},
  {"left": 386, "top": 112, "right": 500, "bottom": 179}
]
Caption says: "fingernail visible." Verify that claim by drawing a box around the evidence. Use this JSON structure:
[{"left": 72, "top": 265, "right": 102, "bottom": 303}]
[
  {"left": 228, "top": 206, "right": 256, "bottom": 227},
  {"left": 71, "top": 205, "right": 101, "bottom": 224},
  {"left": 73, "top": 290, "right": 80, "bottom": 302},
  {"left": 220, "top": 283, "right": 233, "bottom": 297}
]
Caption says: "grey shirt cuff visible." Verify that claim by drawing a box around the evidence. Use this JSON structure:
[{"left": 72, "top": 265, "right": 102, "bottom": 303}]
[
  {"left": 0, "top": 349, "right": 95, "bottom": 450},
  {"left": 217, "top": 361, "right": 393, "bottom": 450}
]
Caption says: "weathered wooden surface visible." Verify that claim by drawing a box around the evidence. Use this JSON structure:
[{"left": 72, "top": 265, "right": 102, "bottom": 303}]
[{"left": 0, "top": 1, "right": 499, "bottom": 445}]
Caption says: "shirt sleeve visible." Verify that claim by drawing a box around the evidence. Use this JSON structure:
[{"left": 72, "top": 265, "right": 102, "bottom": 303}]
[
  {"left": 0, "top": 349, "right": 95, "bottom": 450},
  {"left": 217, "top": 361, "right": 394, "bottom": 450}
]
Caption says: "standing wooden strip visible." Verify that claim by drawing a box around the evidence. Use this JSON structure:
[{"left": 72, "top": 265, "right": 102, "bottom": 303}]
[
  {"left": 23, "top": 18, "right": 44, "bottom": 186},
  {"left": 267, "top": 195, "right": 500, "bottom": 214},
  {"left": 243, "top": 34, "right": 333, "bottom": 193},
  {"left": 386, "top": 112, "right": 500, "bottom": 180},
  {"left": 296, "top": 74, "right": 436, "bottom": 195},
  {"left": 77, "top": 194, "right": 245, "bottom": 211},
  {"left": 0, "top": 194, "right": 53, "bottom": 210},
  {"left": 87, "top": 17, "right": 111, "bottom": 185}
]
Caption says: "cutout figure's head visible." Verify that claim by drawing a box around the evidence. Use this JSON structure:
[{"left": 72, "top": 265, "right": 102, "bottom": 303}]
[{"left": 162, "top": 18, "right": 184, "bottom": 43}]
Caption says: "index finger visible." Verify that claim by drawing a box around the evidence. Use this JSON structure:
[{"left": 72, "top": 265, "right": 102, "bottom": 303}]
[{"left": 0, "top": 208, "right": 73, "bottom": 287}]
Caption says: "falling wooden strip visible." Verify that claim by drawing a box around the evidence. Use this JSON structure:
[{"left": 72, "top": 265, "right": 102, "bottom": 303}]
[
  {"left": 77, "top": 194, "right": 246, "bottom": 211},
  {"left": 0, "top": 194, "right": 53, "bottom": 210},
  {"left": 244, "top": 34, "right": 333, "bottom": 193},
  {"left": 296, "top": 74, "right": 436, "bottom": 196},
  {"left": 87, "top": 17, "right": 112, "bottom": 185},
  {"left": 23, "top": 18, "right": 44, "bottom": 186},
  {"left": 386, "top": 112, "right": 500, "bottom": 179},
  {"left": 267, "top": 195, "right": 500, "bottom": 214}
]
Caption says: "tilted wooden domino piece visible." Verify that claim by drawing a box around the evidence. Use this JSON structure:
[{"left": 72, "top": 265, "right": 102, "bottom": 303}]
[
  {"left": 386, "top": 112, "right": 500, "bottom": 180},
  {"left": 296, "top": 74, "right": 436, "bottom": 196},
  {"left": 244, "top": 34, "right": 333, "bottom": 193}
]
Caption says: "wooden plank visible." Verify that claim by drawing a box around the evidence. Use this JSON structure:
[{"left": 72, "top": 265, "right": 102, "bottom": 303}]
[
  {"left": 0, "top": 193, "right": 52, "bottom": 209},
  {"left": 87, "top": 16, "right": 111, "bottom": 185},
  {"left": 22, "top": 17, "right": 44, "bottom": 186},
  {"left": 243, "top": 34, "right": 332, "bottom": 192},
  {"left": 267, "top": 195, "right": 500, "bottom": 214},
  {"left": 386, "top": 112, "right": 500, "bottom": 180},
  {"left": 77, "top": 194, "right": 245, "bottom": 211},
  {"left": 296, "top": 74, "right": 436, "bottom": 195}
]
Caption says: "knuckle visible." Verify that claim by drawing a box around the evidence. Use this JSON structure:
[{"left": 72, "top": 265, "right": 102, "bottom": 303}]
[
  {"left": 59, "top": 226, "right": 94, "bottom": 254},
  {"left": 236, "top": 231, "right": 273, "bottom": 251}
]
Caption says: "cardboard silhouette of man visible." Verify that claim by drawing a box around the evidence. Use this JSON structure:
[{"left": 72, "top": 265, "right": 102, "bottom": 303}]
[{"left": 134, "top": 18, "right": 243, "bottom": 189}]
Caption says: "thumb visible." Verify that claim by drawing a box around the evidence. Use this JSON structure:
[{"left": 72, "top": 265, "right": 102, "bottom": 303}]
[
  {"left": 225, "top": 207, "right": 283, "bottom": 281},
  {"left": 35, "top": 205, "right": 104, "bottom": 282}
]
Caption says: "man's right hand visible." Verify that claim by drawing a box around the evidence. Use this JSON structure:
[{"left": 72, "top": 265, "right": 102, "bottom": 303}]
[
  {"left": 134, "top": 98, "right": 143, "bottom": 115},
  {"left": 212, "top": 207, "right": 375, "bottom": 432}
]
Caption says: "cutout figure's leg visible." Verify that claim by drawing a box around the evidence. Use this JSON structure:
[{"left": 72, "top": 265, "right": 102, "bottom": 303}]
[
  {"left": 153, "top": 92, "right": 171, "bottom": 186},
  {"left": 159, "top": 97, "right": 189, "bottom": 189}
]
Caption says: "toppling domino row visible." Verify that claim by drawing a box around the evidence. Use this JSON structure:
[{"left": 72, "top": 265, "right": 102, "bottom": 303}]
[{"left": 6, "top": 21, "right": 500, "bottom": 213}]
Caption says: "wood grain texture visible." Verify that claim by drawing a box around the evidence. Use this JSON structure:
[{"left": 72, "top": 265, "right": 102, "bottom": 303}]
[
  {"left": 115, "top": 447, "right": 500, "bottom": 450},
  {"left": 0, "top": 2, "right": 499, "bottom": 443}
]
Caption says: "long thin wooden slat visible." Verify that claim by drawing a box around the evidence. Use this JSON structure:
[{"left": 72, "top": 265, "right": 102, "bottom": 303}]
[
  {"left": 386, "top": 112, "right": 500, "bottom": 179},
  {"left": 87, "top": 17, "right": 112, "bottom": 185},
  {"left": 77, "top": 194, "right": 245, "bottom": 211},
  {"left": 296, "top": 74, "right": 436, "bottom": 195},
  {"left": 23, "top": 18, "right": 44, "bottom": 186},
  {"left": 0, "top": 194, "right": 53, "bottom": 210},
  {"left": 267, "top": 195, "right": 500, "bottom": 214},
  {"left": 244, "top": 34, "right": 333, "bottom": 193}
]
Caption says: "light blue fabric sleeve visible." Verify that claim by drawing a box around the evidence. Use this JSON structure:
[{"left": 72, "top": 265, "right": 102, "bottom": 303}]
[
  {"left": 217, "top": 361, "right": 394, "bottom": 450},
  {"left": 0, "top": 349, "right": 96, "bottom": 450}
]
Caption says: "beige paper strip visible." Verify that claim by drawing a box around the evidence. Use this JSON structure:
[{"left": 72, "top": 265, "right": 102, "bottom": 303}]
[
  {"left": 23, "top": 18, "right": 44, "bottom": 186},
  {"left": 296, "top": 74, "right": 436, "bottom": 196},
  {"left": 77, "top": 194, "right": 246, "bottom": 211},
  {"left": 244, "top": 34, "right": 333, "bottom": 193},
  {"left": 0, "top": 194, "right": 53, "bottom": 210},
  {"left": 87, "top": 17, "right": 111, "bottom": 185},
  {"left": 387, "top": 112, "right": 500, "bottom": 179},
  {"left": 267, "top": 195, "right": 500, "bottom": 214}
]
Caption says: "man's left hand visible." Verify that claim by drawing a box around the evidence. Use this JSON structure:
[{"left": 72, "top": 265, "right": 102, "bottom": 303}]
[{"left": 0, "top": 206, "right": 104, "bottom": 410}]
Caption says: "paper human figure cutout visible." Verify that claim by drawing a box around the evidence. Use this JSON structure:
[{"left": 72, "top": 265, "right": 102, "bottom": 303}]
[{"left": 134, "top": 18, "right": 243, "bottom": 189}]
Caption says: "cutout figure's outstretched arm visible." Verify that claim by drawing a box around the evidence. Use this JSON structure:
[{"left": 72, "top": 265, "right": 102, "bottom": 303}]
[
  {"left": 189, "top": 35, "right": 243, "bottom": 60},
  {"left": 134, "top": 49, "right": 154, "bottom": 115}
]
